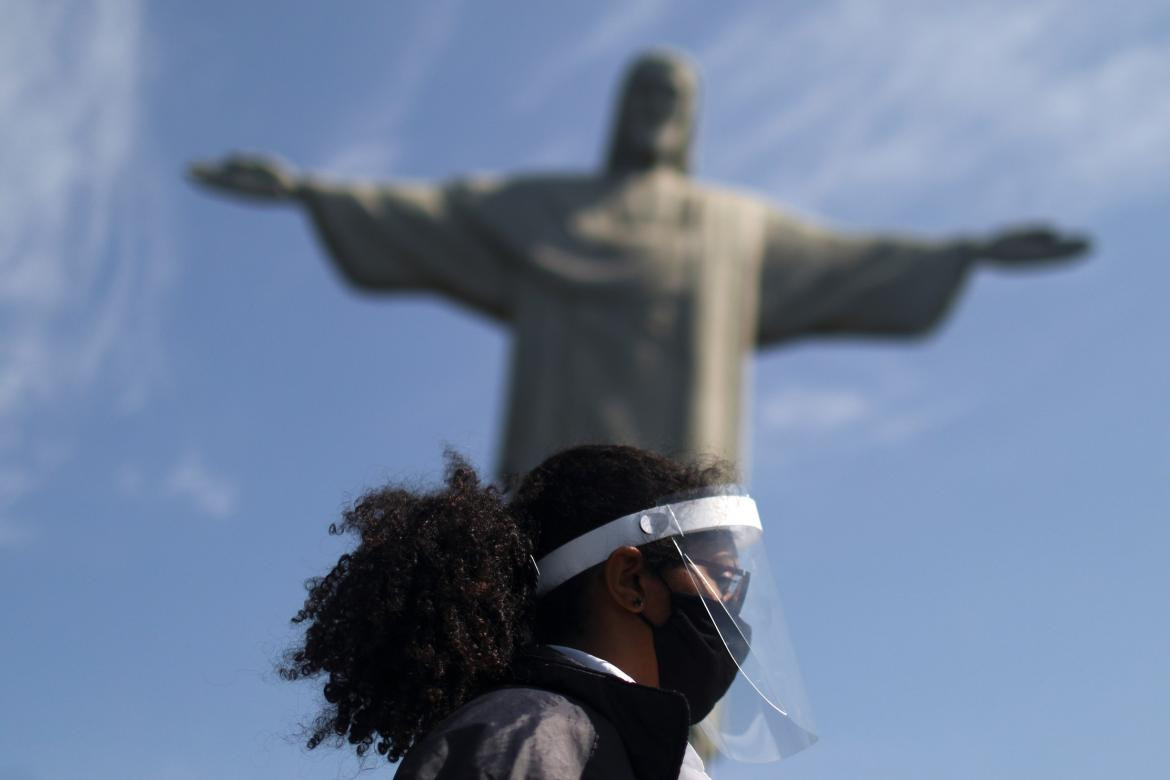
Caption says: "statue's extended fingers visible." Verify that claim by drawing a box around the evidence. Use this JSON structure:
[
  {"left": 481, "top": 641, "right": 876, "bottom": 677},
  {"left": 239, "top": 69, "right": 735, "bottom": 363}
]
[
  {"left": 225, "top": 152, "right": 279, "bottom": 172},
  {"left": 187, "top": 161, "right": 214, "bottom": 179},
  {"left": 1017, "top": 237, "right": 1090, "bottom": 262},
  {"left": 1015, "top": 228, "right": 1059, "bottom": 243},
  {"left": 1055, "top": 236, "right": 1091, "bottom": 256},
  {"left": 186, "top": 160, "right": 230, "bottom": 186}
]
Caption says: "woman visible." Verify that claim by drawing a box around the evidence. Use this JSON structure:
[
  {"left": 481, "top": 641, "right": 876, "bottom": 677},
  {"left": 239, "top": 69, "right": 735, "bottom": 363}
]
[{"left": 282, "top": 444, "right": 814, "bottom": 778}]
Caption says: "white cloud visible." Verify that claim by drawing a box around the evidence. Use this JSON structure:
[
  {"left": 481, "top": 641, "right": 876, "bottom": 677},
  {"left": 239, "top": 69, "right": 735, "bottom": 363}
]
[
  {"left": 0, "top": 468, "right": 34, "bottom": 503},
  {"left": 0, "top": 467, "right": 36, "bottom": 549},
  {"left": 114, "top": 463, "right": 145, "bottom": 498},
  {"left": 317, "top": 0, "right": 462, "bottom": 177},
  {"left": 698, "top": 0, "right": 1170, "bottom": 221},
  {"left": 511, "top": 0, "right": 671, "bottom": 112},
  {"left": 165, "top": 452, "right": 240, "bottom": 519},
  {"left": 759, "top": 382, "right": 972, "bottom": 460},
  {"left": 0, "top": 518, "right": 33, "bottom": 549},
  {"left": 762, "top": 387, "right": 872, "bottom": 434},
  {"left": 870, "top": 400, "right": 971, "bottom": 446},
  {"left": 0, "top": 1, "right": 168, "bottom": 534}
]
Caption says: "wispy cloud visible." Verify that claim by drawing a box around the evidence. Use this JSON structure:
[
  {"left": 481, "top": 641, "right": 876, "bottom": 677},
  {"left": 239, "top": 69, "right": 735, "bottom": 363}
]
[
  {"left": 511, "top": 0, "right": 671, "bottom": 113},
  {"left": 317, "top": 0, "right": 462, "bottom": 177},
  {"left": 164, "top": 452, "right": 240, "bottom": 519},
  {"left": 0, "top": 522, "right": 32, "bottom": 549},
  {"left": 114, "top": 463, "right": 145, "bottom": 498},
  {"left": 759, "top": 382, "right": 972, "bottom": 462},
  {"left": 698, "top": 0, "right": 1170, "bottom": 221},
  {"left": 0, "top": 467, "right": 36, "bottom": 548},
  {"left": 0, "top": 1, "right": 168, "bottom": 540},
  {"left": 762, "top": 387, "right": 873, "bottom": 434}
]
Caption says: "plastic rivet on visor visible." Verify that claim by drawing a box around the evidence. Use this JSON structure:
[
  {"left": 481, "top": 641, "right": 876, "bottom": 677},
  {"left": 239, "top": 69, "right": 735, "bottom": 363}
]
[{"left": 639, "top": 510, "right": 670, "bottom": 535}]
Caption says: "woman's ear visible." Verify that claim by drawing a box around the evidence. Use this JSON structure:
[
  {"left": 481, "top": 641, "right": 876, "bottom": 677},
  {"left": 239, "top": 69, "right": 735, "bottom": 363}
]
[{"left": 603, "top": 546, "right": 649, "bottom": 614}]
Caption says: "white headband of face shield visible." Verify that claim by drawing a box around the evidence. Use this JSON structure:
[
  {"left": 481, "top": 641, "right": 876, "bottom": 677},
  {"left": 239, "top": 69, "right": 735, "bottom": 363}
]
[{"left": 533, "top": 494, "right": 762, "bottom": 596}]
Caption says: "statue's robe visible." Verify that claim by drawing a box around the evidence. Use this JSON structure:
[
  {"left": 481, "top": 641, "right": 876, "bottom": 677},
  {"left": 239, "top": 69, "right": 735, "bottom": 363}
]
[{"left": 300, "top": 169, "right": 971, "bottom": 477}]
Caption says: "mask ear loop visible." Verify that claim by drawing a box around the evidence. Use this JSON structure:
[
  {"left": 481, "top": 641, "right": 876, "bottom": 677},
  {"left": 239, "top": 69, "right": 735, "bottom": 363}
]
[{"left": 634, "top": 556, "right": 671, "bottom": 629}]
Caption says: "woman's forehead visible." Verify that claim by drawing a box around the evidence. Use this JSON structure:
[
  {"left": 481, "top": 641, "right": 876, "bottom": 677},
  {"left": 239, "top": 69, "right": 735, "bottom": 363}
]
[{"left": 681, "top": 530, "right": 739, "bottom": 559}]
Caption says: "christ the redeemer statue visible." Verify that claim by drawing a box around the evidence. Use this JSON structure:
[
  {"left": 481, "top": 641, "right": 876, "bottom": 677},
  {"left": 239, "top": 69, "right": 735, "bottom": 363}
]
[{"left": 190, "top": 50, "right": 1087, "bottom": 478}]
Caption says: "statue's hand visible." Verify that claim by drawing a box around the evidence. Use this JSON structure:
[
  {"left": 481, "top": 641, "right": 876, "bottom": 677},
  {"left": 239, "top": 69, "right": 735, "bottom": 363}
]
[
  {"left": 976, "top": 225, "right": 1091, "bottom": 267},
  {"left": 187, "top": 153, "right": 301, "bottom": 201}
]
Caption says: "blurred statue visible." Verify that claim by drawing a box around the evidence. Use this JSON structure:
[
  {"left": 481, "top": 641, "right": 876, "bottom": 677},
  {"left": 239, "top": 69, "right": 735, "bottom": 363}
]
[{"left": 190, "top": 50, "right": 1087, "bottom": 478}]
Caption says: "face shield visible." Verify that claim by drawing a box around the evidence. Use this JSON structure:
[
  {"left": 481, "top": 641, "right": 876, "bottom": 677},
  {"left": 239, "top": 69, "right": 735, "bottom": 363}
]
[{"left": 534, "top": 489, "right": 817, "bottom": 764}]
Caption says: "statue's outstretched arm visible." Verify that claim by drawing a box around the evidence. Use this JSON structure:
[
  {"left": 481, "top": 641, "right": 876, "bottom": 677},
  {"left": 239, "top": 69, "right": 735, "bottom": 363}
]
[
  {"left": 188, "top": 152, "right": 516, "bottom": 321},
  {"left": 757, "top": 212, "right": 1090, "bottom": 346},
  {"left": 955, "top": 225, "right": 1091, "bottom": 267},
  {"left": 187, "top": 153, "right": 303, "bottom": 202}
]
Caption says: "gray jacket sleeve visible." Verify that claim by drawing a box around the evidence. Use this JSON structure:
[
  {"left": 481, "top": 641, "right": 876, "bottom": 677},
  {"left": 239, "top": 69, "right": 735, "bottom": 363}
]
[{"left": 394, "top": 688, "right": 602, "bottom": 780}]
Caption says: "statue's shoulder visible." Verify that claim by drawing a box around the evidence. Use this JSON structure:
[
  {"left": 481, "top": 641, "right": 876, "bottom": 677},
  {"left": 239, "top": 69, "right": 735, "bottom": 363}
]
[
  {"left": 445, "top": 172, "right": 602, "bottom": 207},
  {"left": 498, "top": 171, "right": 597, "bottom": 194},
  {"left": 687, "top": 176, "right": 774, "bottom": 213},
  {"left": 446, "top": 171, "right": 594, "bottom": 198}
]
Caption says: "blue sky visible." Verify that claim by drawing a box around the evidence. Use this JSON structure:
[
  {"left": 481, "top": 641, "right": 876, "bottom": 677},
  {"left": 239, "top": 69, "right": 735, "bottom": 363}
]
[{"left": 2, "top": 2, "right": 1168, "bottom": 778}]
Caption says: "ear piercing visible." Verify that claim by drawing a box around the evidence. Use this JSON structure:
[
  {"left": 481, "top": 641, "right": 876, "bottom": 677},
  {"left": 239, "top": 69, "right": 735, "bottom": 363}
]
[{"left": 633, "top": 597, "right": 644, "bottom": 608}]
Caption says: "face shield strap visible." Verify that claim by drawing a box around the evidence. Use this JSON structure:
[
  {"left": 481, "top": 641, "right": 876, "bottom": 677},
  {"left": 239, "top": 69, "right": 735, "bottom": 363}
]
[{"left": 533, "top": 493, "right": 761, "bottom": 596}]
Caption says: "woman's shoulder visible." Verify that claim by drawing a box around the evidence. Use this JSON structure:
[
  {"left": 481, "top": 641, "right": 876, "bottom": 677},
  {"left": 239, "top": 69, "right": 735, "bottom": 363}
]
[
  {"left": 443, "top": 685, "right": 603, "bottom": 742},
  {"left": 395, "top": 686, "right": 634, "bottom": 780}
]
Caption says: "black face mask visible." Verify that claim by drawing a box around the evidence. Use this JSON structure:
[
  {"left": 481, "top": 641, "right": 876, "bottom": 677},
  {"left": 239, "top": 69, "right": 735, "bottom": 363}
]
[{"left": 644, "top": 591, "right": 753, "bottom": 724}]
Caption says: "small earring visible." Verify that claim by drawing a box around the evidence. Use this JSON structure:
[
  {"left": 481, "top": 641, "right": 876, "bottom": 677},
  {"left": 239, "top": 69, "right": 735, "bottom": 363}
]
[{"left": 633, "top": 597, "right": 644, "bottom": 608}]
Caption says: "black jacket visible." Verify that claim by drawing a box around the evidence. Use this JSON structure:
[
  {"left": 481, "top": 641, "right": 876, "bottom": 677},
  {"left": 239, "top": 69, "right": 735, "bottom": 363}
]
[{"left": 395, "top": 648, "right": 692, "bottom": 779}]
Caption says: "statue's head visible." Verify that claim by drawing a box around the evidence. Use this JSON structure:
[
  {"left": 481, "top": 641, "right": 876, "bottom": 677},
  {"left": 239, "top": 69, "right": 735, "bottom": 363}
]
[{"left": 605, "top": 49, "right": 698, "bottom": 175}]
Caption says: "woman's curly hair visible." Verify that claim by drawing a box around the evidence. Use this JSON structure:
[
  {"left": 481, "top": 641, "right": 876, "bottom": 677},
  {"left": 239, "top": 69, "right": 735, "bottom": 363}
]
[
  {"left": 282, "top": 444, "right": 733, "bottom": 762},
  {"left": 280, "top": 453, "right": 535, "bottom": 761}
]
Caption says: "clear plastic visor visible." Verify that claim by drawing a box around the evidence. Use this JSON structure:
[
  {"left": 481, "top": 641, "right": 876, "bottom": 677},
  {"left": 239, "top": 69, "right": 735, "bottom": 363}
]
[{"left": 659, "top": 507, "right": 818, "bottom": 763}]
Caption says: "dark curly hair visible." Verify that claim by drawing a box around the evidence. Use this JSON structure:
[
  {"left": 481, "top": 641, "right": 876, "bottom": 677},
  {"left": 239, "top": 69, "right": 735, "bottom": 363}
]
[{"left": 281, "top": 444, "right": 733, "bottom": 761}]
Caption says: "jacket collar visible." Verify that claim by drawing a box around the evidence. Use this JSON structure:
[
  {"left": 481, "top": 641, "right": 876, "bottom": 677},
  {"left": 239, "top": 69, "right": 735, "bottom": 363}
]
[{"left": 513, "top": 646, "right": 692, "bottom": 779}]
